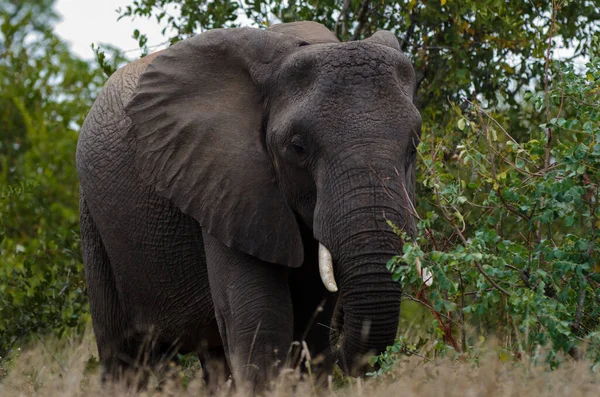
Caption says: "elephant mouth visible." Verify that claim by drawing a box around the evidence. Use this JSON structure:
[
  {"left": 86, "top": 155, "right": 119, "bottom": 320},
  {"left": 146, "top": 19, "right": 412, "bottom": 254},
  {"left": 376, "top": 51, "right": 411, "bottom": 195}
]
[{"left": 319, "top": 242, "right": 433, "bottom": 293}]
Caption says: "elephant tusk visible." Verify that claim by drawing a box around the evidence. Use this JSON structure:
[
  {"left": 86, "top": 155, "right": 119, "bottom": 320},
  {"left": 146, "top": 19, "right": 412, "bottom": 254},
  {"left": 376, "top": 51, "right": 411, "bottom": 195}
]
[
  {"left": 318, "top": 243, "right": 338, "bottom": 292},
  {"left": 415, "top": 257, "right": 434, "bottom": 287}
]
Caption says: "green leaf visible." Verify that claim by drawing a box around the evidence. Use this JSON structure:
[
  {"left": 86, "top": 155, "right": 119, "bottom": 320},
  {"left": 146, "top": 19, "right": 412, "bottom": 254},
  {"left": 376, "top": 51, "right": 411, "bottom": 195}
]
[
  {"left": 576, "top": 240, "right": 589, "bottom": 252},
  {"left": 516, "top": 158, "right": 525, "bottom": 168}
]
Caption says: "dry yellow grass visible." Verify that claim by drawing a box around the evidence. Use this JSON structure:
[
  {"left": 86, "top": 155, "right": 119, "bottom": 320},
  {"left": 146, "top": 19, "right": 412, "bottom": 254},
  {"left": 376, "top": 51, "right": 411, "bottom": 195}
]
[{"left": 1, "top": 331, "right": 599, "bottom": 397}]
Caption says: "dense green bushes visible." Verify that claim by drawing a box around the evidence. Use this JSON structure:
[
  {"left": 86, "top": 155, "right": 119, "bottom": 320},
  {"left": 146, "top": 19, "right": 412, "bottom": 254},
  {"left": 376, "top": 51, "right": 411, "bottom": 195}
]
[
  {"left": 380, "top": 38, "right": 600, "bottom": 371},
  {"left": 0, "top": 1, "right": 104, "bottom": 358}
]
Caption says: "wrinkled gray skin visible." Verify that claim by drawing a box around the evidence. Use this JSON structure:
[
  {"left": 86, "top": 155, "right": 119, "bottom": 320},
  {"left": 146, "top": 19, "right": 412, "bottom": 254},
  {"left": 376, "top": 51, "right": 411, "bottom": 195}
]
[{"left": 76, "top": 21, "right": 420, "bottom": 391}]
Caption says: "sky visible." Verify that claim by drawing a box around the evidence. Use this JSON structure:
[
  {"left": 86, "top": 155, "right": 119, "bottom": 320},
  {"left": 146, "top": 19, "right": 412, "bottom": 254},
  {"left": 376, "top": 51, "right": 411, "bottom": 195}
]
[{"left": 54, "top": 0, "right": 172, "bottom": 60}]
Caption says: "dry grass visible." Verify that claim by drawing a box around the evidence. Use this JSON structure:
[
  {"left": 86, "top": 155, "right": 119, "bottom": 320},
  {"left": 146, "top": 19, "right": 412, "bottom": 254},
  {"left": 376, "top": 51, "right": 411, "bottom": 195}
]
[{"left": 1, "top": 331, "right": 599, "bottom": 397}]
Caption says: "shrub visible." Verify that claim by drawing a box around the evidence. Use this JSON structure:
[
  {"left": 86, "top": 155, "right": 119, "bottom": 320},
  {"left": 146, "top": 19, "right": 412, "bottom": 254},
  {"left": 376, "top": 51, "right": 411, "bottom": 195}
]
[{"left": 381, "top": 36, "right": 600, "bottom": 371}]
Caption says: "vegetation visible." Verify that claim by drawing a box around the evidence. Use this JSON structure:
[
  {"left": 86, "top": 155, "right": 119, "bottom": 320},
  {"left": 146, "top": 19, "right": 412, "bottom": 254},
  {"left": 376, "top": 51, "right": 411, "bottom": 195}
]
[
  {"left": 2, "top": 331, "right": 600, "bottom": 396},
  {"left": 383, "top": 41, "right": 600, "bottom": 372},
  {"left": 0, "top": 0, "right": 123, "bottom": 359},
  {"left": 1, "top": 0, "right": 600, "bottom": 390}
]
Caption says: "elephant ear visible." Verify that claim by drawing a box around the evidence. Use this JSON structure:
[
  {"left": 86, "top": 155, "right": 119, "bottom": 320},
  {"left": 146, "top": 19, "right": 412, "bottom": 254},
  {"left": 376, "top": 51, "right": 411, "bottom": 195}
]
[
  {"left": 125, "top": 28, "right": 306, "bottom": 267},
  {"left": 268, "top": 21, "right": 339, "bottom": 44},
  {"left": 363, "top": 30, "right": 401, "bottom": 51}
]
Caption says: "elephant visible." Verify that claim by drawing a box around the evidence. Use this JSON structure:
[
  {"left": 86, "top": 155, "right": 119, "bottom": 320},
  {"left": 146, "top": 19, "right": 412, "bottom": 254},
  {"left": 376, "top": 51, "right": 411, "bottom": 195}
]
[{"left": 76, "top": 21, "right": 424, "bottom": 391}]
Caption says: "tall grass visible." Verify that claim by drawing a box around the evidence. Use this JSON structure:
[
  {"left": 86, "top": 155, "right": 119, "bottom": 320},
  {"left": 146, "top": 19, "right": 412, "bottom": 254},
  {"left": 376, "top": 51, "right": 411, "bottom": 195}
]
[{"left": 1, "top": 329, "right": 599, "bottom": 397}]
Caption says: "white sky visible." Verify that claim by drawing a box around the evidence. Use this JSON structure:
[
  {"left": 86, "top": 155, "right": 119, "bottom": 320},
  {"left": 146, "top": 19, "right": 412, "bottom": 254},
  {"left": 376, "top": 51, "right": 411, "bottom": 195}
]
[{"left": 54, "top": 0, "right": 171, "bottom": 60}]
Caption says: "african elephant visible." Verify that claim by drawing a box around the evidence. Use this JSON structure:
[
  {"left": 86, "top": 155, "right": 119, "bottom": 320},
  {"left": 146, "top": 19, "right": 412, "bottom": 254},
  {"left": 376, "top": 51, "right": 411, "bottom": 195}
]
[{"left": 76, "top": 21, "right": 424, "bottom": 390}]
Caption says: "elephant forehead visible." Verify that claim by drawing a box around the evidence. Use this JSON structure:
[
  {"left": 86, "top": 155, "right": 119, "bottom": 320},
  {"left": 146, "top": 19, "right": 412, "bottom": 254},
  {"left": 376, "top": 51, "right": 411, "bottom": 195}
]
[
  {"left": 279, "top": 42, "right": 413, "bottom": 101},
  {"left": 288, "top": 42, "right": 411, "bottom": 81},
  {"left": 317, "top": 43, "right": 397, "bottom": 73}
]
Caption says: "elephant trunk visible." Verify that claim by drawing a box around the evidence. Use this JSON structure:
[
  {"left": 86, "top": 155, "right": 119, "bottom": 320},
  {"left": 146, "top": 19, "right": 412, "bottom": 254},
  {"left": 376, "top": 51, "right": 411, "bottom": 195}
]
[
  {"left": 334, "top": 249, "right": 402, "bottom": 375},
  {"left": 314, "top": 152, "right": 413, "bottom": 376}
]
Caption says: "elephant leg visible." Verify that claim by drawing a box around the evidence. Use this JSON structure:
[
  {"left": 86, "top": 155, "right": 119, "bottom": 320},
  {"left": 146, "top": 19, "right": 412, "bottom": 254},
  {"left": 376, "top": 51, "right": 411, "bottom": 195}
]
[
  {"left": 197, "top": 319, "right": 231, "bottom": 393},
  {"left": 199, "top": 345, "right": 230, "bottom": 394},
  {"left": 80, "top": 194, "right": 130, "bottom": 382},
  {"left": 82, "top": 194, "right": 176, "bottom": 387},
  {"left": 203, "top": 233, "right": 294, "bottom": 391}
]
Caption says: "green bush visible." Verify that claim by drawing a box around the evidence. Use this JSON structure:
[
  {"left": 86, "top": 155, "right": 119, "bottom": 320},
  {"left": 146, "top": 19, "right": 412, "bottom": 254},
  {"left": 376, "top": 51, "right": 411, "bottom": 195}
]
[
  {"left": 0, "top": 1, "right": 110, "bottom": 359},
  {"left": 380, "top": 37, "right": 600, "bottom": 371}
]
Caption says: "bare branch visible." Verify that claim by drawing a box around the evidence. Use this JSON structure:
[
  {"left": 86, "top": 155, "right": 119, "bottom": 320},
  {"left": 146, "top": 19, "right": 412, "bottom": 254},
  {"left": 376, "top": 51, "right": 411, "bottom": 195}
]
[
  {"left": 335, "top": 0, "right": 350, "bottom": 38},
  {"left": 496, "top": 188, "right": 531, "bottom": 222},
  {"left": 351, "top": 0, "right": 371, "bottom": 41},
  {"left": 463, "top": 98, "right": 522, "bottom": 148},
  {"left": 400, "top": 11, "right": 418, "bottom": 52},
  {"left": 504, "top": 264, "right": 534, "bottom": 289}
]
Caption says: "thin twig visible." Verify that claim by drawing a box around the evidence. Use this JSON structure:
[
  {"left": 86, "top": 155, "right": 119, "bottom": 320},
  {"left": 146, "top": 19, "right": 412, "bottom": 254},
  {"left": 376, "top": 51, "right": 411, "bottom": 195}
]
[
  {"left": 121, "top": 39, "right": 171, "bottom": 54},
  {"left": 544, "top": 0, "right": 557, "bottom": 170},
  {"left": 557, "top": 69, "right": 565, "bottom": 119},
  {"left": 402, "top": 295, "right": 455, "bottom": 324},
  {"left": 504, "top": 264, "right": 534, "bottom": 289},
  {"left": 401, "top": 347, "right": 432, "bottom": 363},
  {"left": 463, "top": 98, "right": 522, "bottom": 148},
  {"left": 572, "top": 286, "right": 586, "bottom": 333},
  {"left": 458, "top": 271, "right": 467, "bottom": 353},
  {"left": 496, "top": 188, "right": 531, "bottom": 222},
  {"left": 403, "top": 295, "right": 461, "bottom": 351}
]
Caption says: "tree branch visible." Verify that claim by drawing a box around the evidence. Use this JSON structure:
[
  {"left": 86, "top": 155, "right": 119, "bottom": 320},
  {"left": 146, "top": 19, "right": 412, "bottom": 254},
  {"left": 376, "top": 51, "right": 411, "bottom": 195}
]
[
  {"left": 544, "top": 0, "right": 557, "bottom": 170},
  {"left": 572, "top": 286, "right": 586, "bottom": 334},
  {"left": 403, "top": 294, "right": 462, "bottom": 352},
  {"left": 351, "top": 0, "right": 371, "bottom": 41},
  {"left": 504, "top": 264, "right": 533, "bottom": 289},
  {"left": 400, "top": 11, "right": 418, "bottom": 52},
  {"left": 335, "top": 0, "right": 350, "bottom": 39}
]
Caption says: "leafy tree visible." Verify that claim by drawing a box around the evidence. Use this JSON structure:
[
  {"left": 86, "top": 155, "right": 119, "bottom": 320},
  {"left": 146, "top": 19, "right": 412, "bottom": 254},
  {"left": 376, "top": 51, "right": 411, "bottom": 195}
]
[
  {"left": 0, "top": 0, "right": 115, "bottom": 359},
  {"left": 381, "top": 37, "right": 600, "bottom": 370}
]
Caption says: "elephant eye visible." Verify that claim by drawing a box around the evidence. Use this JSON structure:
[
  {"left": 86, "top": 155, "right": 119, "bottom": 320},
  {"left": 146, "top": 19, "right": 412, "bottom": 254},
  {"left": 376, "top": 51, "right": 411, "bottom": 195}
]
[
  {"left": 409, "top": 138, "right": 419, "bottom": 156},
  {"left": 290, "top": 135, "right": 307, "bottom": 155}
]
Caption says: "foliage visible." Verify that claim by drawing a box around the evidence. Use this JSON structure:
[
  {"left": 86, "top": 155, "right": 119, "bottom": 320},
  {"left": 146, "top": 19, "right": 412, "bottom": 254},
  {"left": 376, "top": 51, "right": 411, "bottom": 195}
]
[
  {"left": 0, "top": 0, "right": 110, "bottom": 359},
  {"left": 380, "top": 32, "right": 600, "bottom": 371}
]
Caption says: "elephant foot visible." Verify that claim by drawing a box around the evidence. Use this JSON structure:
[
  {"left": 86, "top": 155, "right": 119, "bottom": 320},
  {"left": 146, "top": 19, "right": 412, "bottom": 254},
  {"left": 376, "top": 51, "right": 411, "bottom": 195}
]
[
  {"left": 199, "top": 346, "right": 232, "bottom": 395},
  {"left": 99, "top": 333, "right": 181, "bottom": 392}
]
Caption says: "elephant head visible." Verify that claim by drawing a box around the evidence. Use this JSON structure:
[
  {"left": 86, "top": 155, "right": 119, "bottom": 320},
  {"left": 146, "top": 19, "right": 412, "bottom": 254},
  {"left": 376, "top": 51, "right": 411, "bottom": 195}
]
[{"left": 125, "top": 22, "right": 422, "bottom": 376}]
